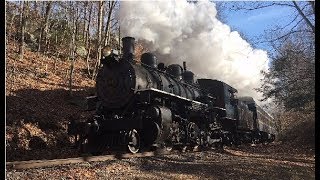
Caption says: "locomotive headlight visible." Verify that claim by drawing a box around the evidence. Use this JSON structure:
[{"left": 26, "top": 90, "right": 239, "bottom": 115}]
[{"left": 102, "top": 45, "right": 112, "bottom": 57}]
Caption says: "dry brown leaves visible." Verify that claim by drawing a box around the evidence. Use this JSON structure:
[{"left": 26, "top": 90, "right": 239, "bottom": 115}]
[
  {"left": 6, "top": 42, "right": 96, "bottom": 161},
  {"left": 6, "top": 147, "right": 315, "bottom": 180}
]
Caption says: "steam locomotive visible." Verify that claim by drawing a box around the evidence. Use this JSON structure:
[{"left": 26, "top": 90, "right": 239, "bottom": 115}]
[{"left": 68, "top": 37, "right": 276, "bottom": 154}]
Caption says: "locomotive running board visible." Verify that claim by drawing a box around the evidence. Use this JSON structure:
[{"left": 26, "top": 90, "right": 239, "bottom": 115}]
[
  {"left": 68, "top": 95, "right": 98, "bottom": 111},
  {"left": 136, "top": 88, "right": 206, "bottom": 106}
]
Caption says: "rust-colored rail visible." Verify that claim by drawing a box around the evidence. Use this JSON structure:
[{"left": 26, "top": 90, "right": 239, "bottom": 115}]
[{"left": 6, "top": 150, "right": 171, "bottom": 170}]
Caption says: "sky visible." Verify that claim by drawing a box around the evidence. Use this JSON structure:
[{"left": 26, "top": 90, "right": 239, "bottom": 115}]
[{"left": 218, "top": 2, "right": 296, "bottom": 54}]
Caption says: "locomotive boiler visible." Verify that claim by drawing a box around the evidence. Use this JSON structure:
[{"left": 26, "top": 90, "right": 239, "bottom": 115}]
[{"left": 97, "top": 37, "right": 201, "bottom": 109}]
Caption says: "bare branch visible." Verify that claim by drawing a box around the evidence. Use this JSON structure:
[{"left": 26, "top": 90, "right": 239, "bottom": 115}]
[
  {"left": 230, "top": 2, "right": 294, "bottom": 11},
  {"left": 292, "top": 1, "right": 315, "bottom": 33},
  {"left": 309, "top": 1, "right": 315, "bottom": 15},
  {"left": 277, "top": 13, "right": 300, "bottom": 31}
]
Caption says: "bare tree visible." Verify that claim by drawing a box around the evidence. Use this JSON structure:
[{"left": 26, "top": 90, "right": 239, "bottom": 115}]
[
  {"left": 103, "top": 1, "right": 117, "bottom": 47},
  {"left": 68, "top": 2, "right": 77, "bottom": 96},
  {"left": 82, "top": 1, "right": 88, "bottom": 40},
  {"left": 227, "top": 1, "right": 314, "bottom": 44},
  {"left": 85, "top": 2, "right": 94, "bottom": 76},
  {"left": 257, "top": 31, "right": 314, "bottom": 111},
  {"left": 292, "top": 1, "right": 314, "bottom": 33},
  {"left": 6, "top": 2, "right": 17, "bottom": 46},
  {"left": 19, "top": 1, "right": 27, "bottom": 61},
  {"left": 92, "top": 1, "right": 104, "bottom": 80},
  {"left": 37, "top": 1, "right": 53, "bottom": 53},
  {"left": 74, "top": 2, "right": 81, "bottom": 42}
]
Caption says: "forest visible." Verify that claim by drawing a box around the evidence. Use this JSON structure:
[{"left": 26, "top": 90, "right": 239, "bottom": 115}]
[{"left": 6, "top": 1, "right": 315, "bottom": 179}]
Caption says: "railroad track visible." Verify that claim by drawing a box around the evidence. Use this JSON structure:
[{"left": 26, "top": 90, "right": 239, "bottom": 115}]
[
  {"left": 6, "top": 149, "right": 176, "bottom": 170},
  {"left": 6, "top": 145, "right": 220, "bottom": 170}
]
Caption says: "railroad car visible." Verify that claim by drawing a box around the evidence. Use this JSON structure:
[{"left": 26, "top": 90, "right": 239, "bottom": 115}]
[{"left": 237, "top": 97, "right": 276, "bottom": 143}]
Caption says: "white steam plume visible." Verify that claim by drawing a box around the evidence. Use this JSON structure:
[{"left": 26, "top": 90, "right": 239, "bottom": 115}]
[{"left": 119, "top": 0, "right": 270, "bottom": 105}]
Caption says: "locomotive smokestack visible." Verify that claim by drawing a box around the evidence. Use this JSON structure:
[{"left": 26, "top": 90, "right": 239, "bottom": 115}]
[
  {"left": 183, "top": 61, "right": 187, "bottom": 71},
  {"left": 122, "top": 37, "right": 135, "bottom": 61}
]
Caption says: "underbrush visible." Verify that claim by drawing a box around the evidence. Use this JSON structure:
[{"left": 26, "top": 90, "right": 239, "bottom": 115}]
[{"left": 274, "top": 103, "right": 315, "bottom": 152}]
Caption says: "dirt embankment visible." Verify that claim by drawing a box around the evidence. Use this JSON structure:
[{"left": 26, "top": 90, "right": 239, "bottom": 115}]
[{"left": 6, "top": 43, "right": 96, "bottom": 161}]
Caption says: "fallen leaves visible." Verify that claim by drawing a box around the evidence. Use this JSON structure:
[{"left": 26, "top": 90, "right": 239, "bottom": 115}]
[
  {"left": 6, "top": 41, "right": 95, "bottom": 161},
  {"left": 6, "top": 148, "right": 315, "bottom": 180}
]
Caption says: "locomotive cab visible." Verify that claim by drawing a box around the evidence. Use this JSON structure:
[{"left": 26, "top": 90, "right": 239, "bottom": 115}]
[
  {"left": 197, "top": 79, "right": 239, "bottom": 144},
  {"left": 197, "top": 79, "right": 238, "bottom": 120}
]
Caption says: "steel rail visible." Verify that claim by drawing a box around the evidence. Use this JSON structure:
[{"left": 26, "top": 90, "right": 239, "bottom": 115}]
[{"left": 6, "top": 150, "right": 173, "bottom": 170}]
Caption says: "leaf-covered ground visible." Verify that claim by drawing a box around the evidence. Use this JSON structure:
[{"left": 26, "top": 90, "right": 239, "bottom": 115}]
[
  {"left": 6, "top": 42, "right": 96, "bottom": 161},
  {"left": 6, "top": 144, "right": 315, "bottom": 180}
]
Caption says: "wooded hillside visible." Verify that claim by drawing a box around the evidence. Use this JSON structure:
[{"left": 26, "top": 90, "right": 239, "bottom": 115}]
[{"left": 5, "top": 1, "right": 314, "bottom": 162}]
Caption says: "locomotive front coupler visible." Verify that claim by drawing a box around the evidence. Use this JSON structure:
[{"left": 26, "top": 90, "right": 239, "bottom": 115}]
[
  {"left": 67, "top": 116, "right": 100, "bottom": 148},
  {"left": 67, "top": 119, "right": 87, "bottom": 148},
  {"left": 89, "top": 115, "right": 101, "bottom": 133}
]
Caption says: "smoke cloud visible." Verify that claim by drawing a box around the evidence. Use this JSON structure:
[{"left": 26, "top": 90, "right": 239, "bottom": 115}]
[{"left": 119, "top": 0, "right": 270, "bottom": 105}]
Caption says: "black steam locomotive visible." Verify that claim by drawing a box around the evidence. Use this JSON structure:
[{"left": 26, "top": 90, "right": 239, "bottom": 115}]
[{"left": 68, "top": 37, "right": 275, "bottom": 154}]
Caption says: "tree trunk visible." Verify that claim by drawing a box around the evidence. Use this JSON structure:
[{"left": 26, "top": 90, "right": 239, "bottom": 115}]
[
  {"left": 69, "top": 3, "right": 77, "bottom": 97},
  {"left": 37, "top": 2, "right": 44, "bottom": 52},
  {"left": 7, "top": 9, "right": 16, "bottom": 45},
  {"left": 38, "top": 2, "right": 52, "bottom": 53},
  {"left": 43, "top": 2, "right": 53, "bottom": 54},
  {"left": 33, "top": 1, "right": 38, "bottom": 12},
  {"left": 85, "top": 2, "right": 93, "bottom": 50},
  {"left": 86, "top": 41, "right": 91, "bottom": 76},
  {"left": 85, "top": 2, "right": 93, "bottom": 76},
  {"left": 292, "top": 1, "right": 315, "bottom": 33},
  {"left": 75, "top": 4, "right": 79, "bottom": 42},
  {"left": 19, "top": 1, "right": 26, "bottom": 61},
  {"left": 82, "top": 2, "right": 88, "bottom": 40},
  {"left": 92, "top": 1, "right": 104, "bottom": 80},
  {"left": 103, "top": 1, "right": 116, "bottom": 47}
]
